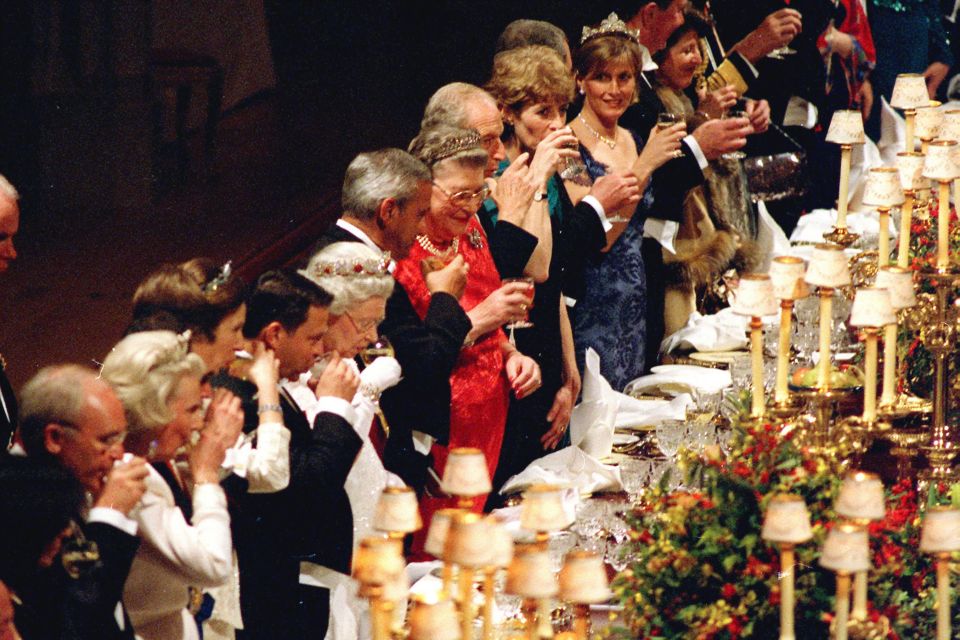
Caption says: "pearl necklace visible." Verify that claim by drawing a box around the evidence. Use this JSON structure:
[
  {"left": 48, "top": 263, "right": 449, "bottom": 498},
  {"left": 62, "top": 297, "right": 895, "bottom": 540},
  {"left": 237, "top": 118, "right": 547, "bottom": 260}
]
[
  {"left": 417, "top": 234, "right": 459, "bottom": 259},
  {"left": 578, "top": 114, "right": 618, "bottom": 149}
]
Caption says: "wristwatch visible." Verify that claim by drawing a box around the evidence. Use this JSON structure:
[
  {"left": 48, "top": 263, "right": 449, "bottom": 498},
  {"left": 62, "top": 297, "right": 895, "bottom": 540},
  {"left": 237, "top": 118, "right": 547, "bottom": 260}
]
[{"left": 533, "top": 191, "right": 547, "bottom": 202}]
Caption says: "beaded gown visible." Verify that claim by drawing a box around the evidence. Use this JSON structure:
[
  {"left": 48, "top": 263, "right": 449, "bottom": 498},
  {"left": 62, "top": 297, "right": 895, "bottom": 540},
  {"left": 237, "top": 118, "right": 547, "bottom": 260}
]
[{"left": 393, "top": 217, "right": 509, "bottom": 547}]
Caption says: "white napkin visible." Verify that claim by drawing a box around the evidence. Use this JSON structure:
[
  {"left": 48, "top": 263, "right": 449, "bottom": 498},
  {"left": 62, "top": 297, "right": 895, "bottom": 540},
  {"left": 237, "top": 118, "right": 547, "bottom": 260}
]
[
  {"left": 614, "top": 392, "right": 693, "bottom": 429},
  {"left": 569, "top": 349, "right": 620, "bottom": 459},
  {"left": 499, "top": 447, "right": 624, "bottom": 496},
  {"left": 659, "top": 308, "right": 750, "bottom": 355},
  {"left": 789, "top": 208, "right": 897, "bottom": 246},
  {"left": 756, "top": 200, "right": 792, "bottom": 272},
  {"left": 623, "top": 364, "right": 732, "bottom": 398}
]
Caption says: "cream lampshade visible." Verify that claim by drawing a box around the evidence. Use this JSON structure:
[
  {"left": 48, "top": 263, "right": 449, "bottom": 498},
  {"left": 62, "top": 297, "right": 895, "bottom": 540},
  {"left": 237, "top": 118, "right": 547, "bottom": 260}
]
[
  {"left": 915, "top": 101, "right": 944, "bottom": 140},
  {"left": 891, "top": 73, "right": 931, "bottom": 110},
  {"left": 862, "top": 167, "right": 905, "bottom": 208},
  {"left": 424, "top": 509, "right": 460, "bottom": 559},
  {"left": 761, "top": 494, "right": 814, "bottom": 544},
  {"left": 835, "top": 471, "right": 886, "bottom": 521},
  {"left": 940, "top": 109, "right": 960, "bottom": 143},
  {"left": 374, "top": 486, "right": 422, "bottom": 535},
  {"left": 353, "top": 537, "right": 405, "bottom": 586},
  {"left": 485, "top": 517, "right": 515, "bottom": 568},
  {"left": 820, "top": 524, "right": 871, "bottom": 574},
  {"left": 825, "top": 109, "right": 866, "bottom": 145},
  {"left": 923, "top": 140, "right": 960, "bottom": 181},
  {"left": 875, "top": 266, "right": 917, "bottom": 309},
  {"left": 441, "top": 448, "right": 492, "bottom": 497},
  {"left": 849, "top": 287, "right": 897, "bottom": 328},
  {"left": 769, "top": 256, "right": 809, "bottom": 300},
  {"left": 521, "top": 484, "right": 574, "bottom": 533},
  {"left": 443, "top": 512, "right": 492, "bottom": 569},
  {"left": 804, "top": 243, "right": 851, "bottom": 288},
  {"left": 920, "top": 506, "right": 960, "bottom": 553},
  {"left": 409, "top": 595, "right": 461, "bottom": 640},
  {"left": 506, "top": 544, "right": 559, "bottom": 599},
  {"left": 558, "top": 551, "right": 612, "bottom": 604},
  {"left": 895, "top": 152, "right": 930, "bottom": 192},
  {"left": 732, "top": 273, "right": 779, "bottom": 316}
]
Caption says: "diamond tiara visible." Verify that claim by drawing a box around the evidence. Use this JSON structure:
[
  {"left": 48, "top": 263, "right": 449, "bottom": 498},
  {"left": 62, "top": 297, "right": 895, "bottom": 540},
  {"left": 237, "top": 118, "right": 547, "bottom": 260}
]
[
  {"left": 580, "top": 12, "right": 640, "bottom": 45},
  {"left": 203, "top": 261, "right": 233, "bottom": 294},
  {"left": 422, "top": 130, "right": 482, "bottom": 166},
  {"left": 308, "top": 253, "right": 392, "bottom": 278}
]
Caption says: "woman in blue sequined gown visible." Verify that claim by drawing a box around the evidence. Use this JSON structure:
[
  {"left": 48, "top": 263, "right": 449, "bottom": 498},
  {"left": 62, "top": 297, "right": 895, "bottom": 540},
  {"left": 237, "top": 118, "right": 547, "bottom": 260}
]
[{"left": 567, "top": 22, "right": 684, "bottom": 391}]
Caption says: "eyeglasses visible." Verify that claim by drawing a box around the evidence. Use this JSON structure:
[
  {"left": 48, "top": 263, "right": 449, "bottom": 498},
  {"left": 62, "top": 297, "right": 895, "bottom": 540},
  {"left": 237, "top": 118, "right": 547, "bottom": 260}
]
[
  {"left": 344, "top": 310, "right": 384, "bottom": 333},
  {"left": 57, "top": 422, "right": 127, "bottom": 450},
  {"left": 432, "top": 181, "right": 490, "bottom": 208}
]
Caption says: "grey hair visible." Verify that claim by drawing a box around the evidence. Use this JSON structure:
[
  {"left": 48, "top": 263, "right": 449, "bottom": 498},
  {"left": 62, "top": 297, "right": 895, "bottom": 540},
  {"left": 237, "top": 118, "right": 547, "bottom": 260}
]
[
  {"left": 421, "top": 82, "right": 498, "bottom": 130},
  {"left": 341, "top": 149, "right": 431, "bottom": 222},
  {"left": 0, "top": 175, "right": 19, "bottom": 201},
  {"left": 300, "top": 242, "right": 394, "bottom": 315},
  {"left": 19, "top": 365, "right": 99, "bottom": 457},
  {"left": 408, "top": 125, "right": 488, "bottom": 173},
  {"left": 100, "top": 331, "right": 206, "bottom": 436},
  {"left": 495, "top": 19, "right": 569, "bottom": 59}
]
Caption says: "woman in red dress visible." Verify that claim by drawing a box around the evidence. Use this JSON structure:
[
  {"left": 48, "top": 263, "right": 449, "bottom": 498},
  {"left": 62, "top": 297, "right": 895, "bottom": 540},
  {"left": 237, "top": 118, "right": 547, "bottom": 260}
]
[{"left": 394, "top": 125, "right": 541, "bottom": 542}]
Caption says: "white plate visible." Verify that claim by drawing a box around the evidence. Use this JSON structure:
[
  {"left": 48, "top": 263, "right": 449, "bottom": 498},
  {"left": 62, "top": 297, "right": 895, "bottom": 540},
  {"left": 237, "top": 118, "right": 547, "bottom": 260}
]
[{"left": 612, "top": 433, "right": 640, "bottom": 446}]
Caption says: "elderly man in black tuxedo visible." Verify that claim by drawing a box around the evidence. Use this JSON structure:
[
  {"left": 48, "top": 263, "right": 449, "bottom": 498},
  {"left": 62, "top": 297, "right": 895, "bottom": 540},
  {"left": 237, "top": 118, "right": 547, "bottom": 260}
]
[
  {"left": 236, "top": 269, "right": 361, "bottom": 639},
  {"left": 311, "top": 149, "right": 472, "bottom": 493},
  {"left": 15, "top": 364, "right": 149, "bottom": 640},
  {"left": 0, "top": 174, "right": 19, "bottom": 450}
]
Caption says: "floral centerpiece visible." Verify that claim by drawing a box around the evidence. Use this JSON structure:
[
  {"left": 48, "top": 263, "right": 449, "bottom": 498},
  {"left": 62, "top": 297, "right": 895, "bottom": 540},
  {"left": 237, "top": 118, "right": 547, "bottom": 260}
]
[{"left": 610, "top": 417, "right": 960, "bottom": 639}]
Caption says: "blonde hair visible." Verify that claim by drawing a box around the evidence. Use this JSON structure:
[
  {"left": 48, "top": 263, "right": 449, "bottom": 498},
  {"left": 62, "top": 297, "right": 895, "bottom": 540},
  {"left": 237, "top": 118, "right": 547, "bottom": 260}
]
[
  {"left": 485, "top": 45, "right": 574, "bottom": 114},
  {"left": 100, "top": 331, "right": 206, "bottom": 435},
  {"left": 300, "top": 242, "right": 394, "bottom": 315}
]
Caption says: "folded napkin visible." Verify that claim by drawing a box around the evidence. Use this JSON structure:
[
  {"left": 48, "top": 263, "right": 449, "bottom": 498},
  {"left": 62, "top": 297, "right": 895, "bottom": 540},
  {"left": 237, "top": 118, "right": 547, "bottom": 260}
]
[
  {"left": 660, "top": 308, "right": 750, "bottom": 355},
  {"left": 569, "top": 348, "right": 620, "bottom": 459},
  {"left": 624, "top": 364, "right": 732, "bottom": 398},
  {"left": 790, "top": 208, "right": 897, "bottom": 247},
  {"left": 499, "top": 446, "right": 624, "bottom": 496},
  {"left": 614, "top": 392, "right": 693, "bottom": 429}
]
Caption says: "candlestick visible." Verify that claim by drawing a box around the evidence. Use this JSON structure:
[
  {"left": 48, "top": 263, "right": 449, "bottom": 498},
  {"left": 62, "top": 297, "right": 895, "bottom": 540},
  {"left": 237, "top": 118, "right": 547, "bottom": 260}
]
[
  {"left": 761, "top": 495, "right": 813, "bottom": 640},
  {"left": 922, "top": 141, "right": 960, "bottom": 269},
  {"left": 820, "top": 524, "right": 870, "bottom": 640},
  {"left": 818, "top": 289, "right": 833, "bottom": 390},
  {"left": 879, "top": 209, "right": 891, "bottom": 266},
  {"left": 863, "top": 328, "right": 879, "bottom": 421},
  {"left": 849, "top": 288, "right": 896, "bottom": 425},
  {"left": 781, "top": 544, "right": 797, "bottom": 640},
  {"left": 897, "top": 191, "right": 914, "bottom": 268},
  {"left": 863, "top": 167, "right": 904, "bottom": 268},
  {"left": 936, "top": 555, "right": 950, "bottom": 640},
  {"left": 732, "top": 274, "right": 777, "bottom": 414},
  {"left": 835, "top": 573, "right": 852, "bottom": 640},
  {"left": 920, "top": 506, "right": 960, "bottom": 640},
  {"left": 938, "top": 180, "right": 950, "bottom": 270},
  {"left": 775, "top": 300, "right": 793, "bottom": 404},
  {"left": 891, "top": 73, "right": 930, "bottom": 152},
  {"left": 876, "top": 267, "right": 917, "bottom": 408},
  {"left": 838, "top": 146, "right": 852, "bottom": 228}
]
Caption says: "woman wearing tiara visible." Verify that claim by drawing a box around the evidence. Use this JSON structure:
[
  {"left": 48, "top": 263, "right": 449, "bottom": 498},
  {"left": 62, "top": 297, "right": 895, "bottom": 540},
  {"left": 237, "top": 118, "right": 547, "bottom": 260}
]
[
  {"left": 101, "top": 331, "right": 245, "bottom": 640},
  {"left": 395, "top": 125, "right": 541, "bottom": 548}
]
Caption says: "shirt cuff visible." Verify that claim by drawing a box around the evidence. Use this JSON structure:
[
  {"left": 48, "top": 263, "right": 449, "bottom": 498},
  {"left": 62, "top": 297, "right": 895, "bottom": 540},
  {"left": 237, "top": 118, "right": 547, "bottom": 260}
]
[
  {"left": 683, "top": 135, "right": 709, "bottom": 170},
  {"left": 88, "top": 507, "right": 139, "bottom": 536},
  {"left": 192, "top": 482, "right": 227, "bottom": 509},
  {"left": 736, "top": 51, "right": 759, "bottom": 79},
  {"left": 412, "top": 430, "right": 434, "bottom": 455},
  {"left": 314, "top": 396, "right": 358, "bottom": 425},
  {"left": 581, "top": 195, "right": 613, "bottom": 232}
]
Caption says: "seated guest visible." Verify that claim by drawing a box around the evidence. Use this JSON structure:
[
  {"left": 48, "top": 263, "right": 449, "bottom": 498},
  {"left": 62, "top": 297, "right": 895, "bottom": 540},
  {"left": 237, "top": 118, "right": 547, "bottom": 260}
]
[
  {"left": 0, "top": 457, "right": 84, "bottom": 639},
  {"left": 297, "top": 241, "right": 404, "bottom": 636},
  {"left": 400, "top": 125, "right": 541, "bottom": 549},
  {"left": 17, "top": 365, "right": 148, "bottom": 639},
  {"left": 495, "top": 18, "right": 572, "bottom": 67},
  {"left": 100, "top": 331, "right": 244, "bottom": 640},
  {"left": 0, "top": 174, "right": 20, "bottom": 449},
  {"left": 238, "top": 270, "right": 360, "bottom": 639},
  {"left": 313, "top": 149, "right": 471, "bottom": 493}
]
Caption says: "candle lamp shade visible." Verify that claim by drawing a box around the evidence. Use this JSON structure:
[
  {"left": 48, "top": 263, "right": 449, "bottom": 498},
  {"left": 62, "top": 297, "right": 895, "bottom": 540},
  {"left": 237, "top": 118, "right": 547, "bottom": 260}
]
[
  {"left": 506, "top": 544, "right": 559, "bottom": 599},
  {"left": 769, "top": 256, "right": 809, "bottom": 300},
  {"left": 353, "top": 537, "right": 405, "bottom": 586},
  {"left": 441, "top": 448, "right": 491, "bottom": 497},
  {"left": 895, "top": 152, "right": 930, "bottom": 192},
  {"left": 836, "top": 471, "right": 887, "bottom": 521},
  {"left": 826, "top": 109, "right": 866, "bottom": 145},
  {"left": 409, "top": 595, "right": 461, "bottom": 640},
  {"left": 520, "top": 484, "right": 574, "bottom": 533},
  {"left": 761, "top": 494, "right": 814, "bottom": 544},
  {"left": 915, "top": 100, "right": 944, "bottom": 139},
  {"left": 485, "top": 517, "right": 515, "bottom": 568},
  {"left": 820, "top": 524, "right": 871, "bottom": 573},
  {"left": 804, "top": 243, "right": 851, "bottom": 288},
  {"left": 920, "top": 506, "right": 960, "bottom": 553},
  {"left": 732, "top": 273, "right": 779, "bottom": 317},
  {"left": 922, "top": 140, "right": 960, "bottom": 181},
  {"left": 424, "top": 509, "right": 460, "bottom": 559},
  {"left": 862, "top": 167, "right": 905, "bottom": 208},
  {"left": 443, "top": 511, "right": 492, "bottom": 568},
  {"left": 940, "top": 109, "right": 960, "bottom": 143},
  {"left": 849, "top": 287, "right": 896, "bottom": 328},
  {"left": 558, "top": 551, "right": 612, "bottom": 604},
  {"left": 891, "top": 73, "right": 931, "bottom": 110},
  {"left": 374, "top": 486, "right": 422, "bottom": 534},
  {"left": 875, "top": 266, "right": 917, "bottom": 309}
]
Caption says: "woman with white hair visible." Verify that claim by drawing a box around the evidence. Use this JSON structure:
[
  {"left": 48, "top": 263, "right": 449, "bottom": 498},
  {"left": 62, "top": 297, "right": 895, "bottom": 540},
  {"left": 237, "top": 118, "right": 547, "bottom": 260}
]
[
  {"left": 100, "top": 330, "right": 244, "bottom": 640},
  {"left": 292, "top": 241, "right": 404, "bottom": 639}
]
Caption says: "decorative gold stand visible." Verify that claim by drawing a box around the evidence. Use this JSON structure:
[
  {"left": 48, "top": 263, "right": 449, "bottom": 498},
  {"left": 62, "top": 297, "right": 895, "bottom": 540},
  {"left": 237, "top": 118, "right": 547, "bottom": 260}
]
[{"left": 824, "top": 226, "right": 861, "bottom": 248}]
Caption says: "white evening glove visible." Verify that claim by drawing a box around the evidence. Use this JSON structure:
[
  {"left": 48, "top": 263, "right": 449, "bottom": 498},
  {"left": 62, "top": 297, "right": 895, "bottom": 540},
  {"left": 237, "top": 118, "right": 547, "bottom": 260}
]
[{"left": 359, "top": 356, "right": 402, "bottom": 396}]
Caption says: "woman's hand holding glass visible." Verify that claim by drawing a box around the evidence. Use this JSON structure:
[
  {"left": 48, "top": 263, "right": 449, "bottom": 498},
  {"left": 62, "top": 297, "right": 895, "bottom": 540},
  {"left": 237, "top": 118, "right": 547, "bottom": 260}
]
[
  {"left": 490, "top": 152, "right": 536, "bottom": 225},
  {"left": 697, "top": 84, "right": 739, "bottom": 120},
  {"left": 247, "top": 342, "right": 280, "bottom": 413},
  {"left": 191, "top": 388, "right": 244, "bottom": 483},
  {"left": 640, "top": 120, "right": 686, "bottom": 170},
  {"left": 528, "top": 127, "right": 581, "bottom": 187},
  {"left": 504, "top": 350, "right": 541, "bottom": 400}
]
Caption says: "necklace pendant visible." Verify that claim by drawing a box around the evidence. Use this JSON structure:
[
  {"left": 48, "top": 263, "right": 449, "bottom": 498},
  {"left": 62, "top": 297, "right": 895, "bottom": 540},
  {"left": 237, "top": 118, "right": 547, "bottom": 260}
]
[{"left": 468, "top": 228, "right": 484, "bottom": 249}]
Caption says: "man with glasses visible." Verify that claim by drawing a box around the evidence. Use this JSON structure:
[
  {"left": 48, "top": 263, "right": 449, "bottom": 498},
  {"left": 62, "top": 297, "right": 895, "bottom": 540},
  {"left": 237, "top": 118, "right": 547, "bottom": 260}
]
[
  {"left": 12, "top": 364, "right": 148, "bottom": 639},
  {"left": 0, "top": 175, "right": 20, "bottom": 450}
]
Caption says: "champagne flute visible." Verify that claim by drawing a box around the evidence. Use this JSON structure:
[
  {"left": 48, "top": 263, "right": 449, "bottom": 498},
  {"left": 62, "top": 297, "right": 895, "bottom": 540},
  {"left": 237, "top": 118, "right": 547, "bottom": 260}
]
[
  {"left": 721, "top": 109, "right": 749, "bottom": 160},
  {"left": 657, "top": 112, "right": 685, "bottom": 158},
  {"left": 767, "top": 0, "right": 798, "bottom": 59},
  {"left": 503, "top": 276, "right": 534, "bottom": 345},
  {"left": 360, "top": 335, "right": 394, "bottom": 437}
]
